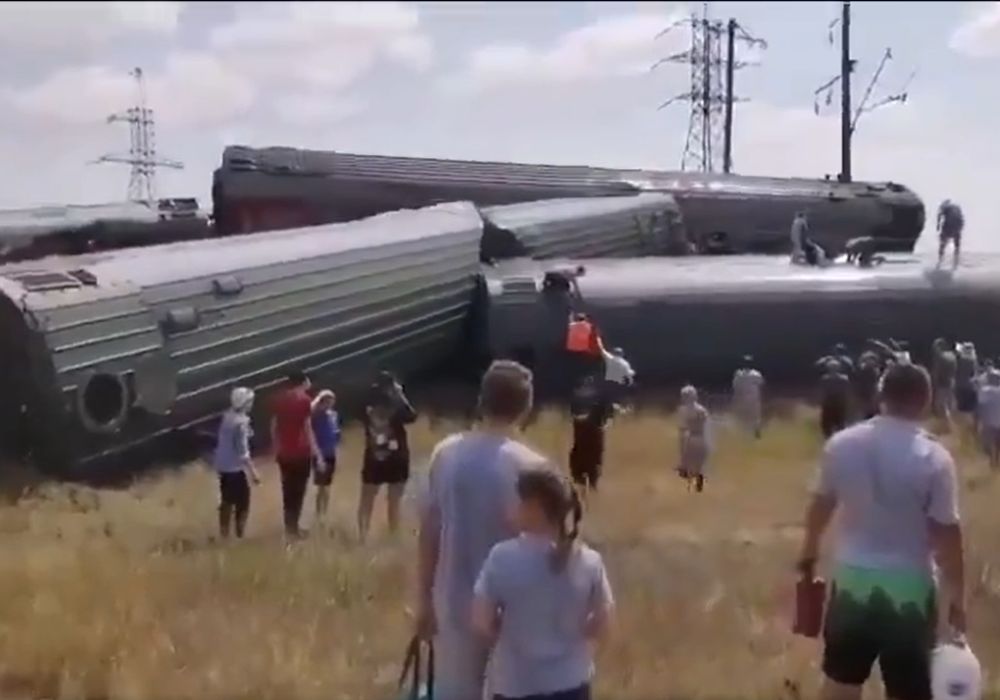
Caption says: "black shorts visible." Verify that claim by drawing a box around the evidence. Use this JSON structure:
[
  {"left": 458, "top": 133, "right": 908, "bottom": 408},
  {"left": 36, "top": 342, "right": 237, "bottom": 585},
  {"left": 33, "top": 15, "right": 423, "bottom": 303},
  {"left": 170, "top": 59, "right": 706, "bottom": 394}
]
[
  {"left": 362, "top": 457, "right": 409, "bottom": 486},
  {"left": 218, "top": 472, "right": 249, "bottom": 511},
  {"left": 822, "top": 567, "right": 936, "bottom": 700},
  {"left": 569, "top": 451, "right": 601, "bottom": 489},
  {"left": 313, "top": 455, "right": 337, "bottom": 486},
  {"left": 495, "top": 683, "right": 591, "bottom": 700}
]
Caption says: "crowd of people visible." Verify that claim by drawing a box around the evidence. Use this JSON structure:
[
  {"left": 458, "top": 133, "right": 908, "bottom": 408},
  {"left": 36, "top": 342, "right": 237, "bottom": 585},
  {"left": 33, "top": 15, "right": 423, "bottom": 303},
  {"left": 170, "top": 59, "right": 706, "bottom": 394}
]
[{"left": 206, "top": 309, "right": 989, "bottom": 699}]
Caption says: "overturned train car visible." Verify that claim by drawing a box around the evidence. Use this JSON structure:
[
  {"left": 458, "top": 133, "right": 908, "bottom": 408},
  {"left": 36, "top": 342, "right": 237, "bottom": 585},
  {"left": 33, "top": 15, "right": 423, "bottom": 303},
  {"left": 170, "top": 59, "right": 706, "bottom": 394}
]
[
  {"left": 212, "top": 145, "right": 924, "bottom": 255},
  {"left": 479, "top": 256, "right": 1000, "bottom": 388},
  {"left": 0, "top": 202, "right": 483, "bottom": 475},
  {"left": 480, "top": 193, "right": 688, "bottom": 262}
]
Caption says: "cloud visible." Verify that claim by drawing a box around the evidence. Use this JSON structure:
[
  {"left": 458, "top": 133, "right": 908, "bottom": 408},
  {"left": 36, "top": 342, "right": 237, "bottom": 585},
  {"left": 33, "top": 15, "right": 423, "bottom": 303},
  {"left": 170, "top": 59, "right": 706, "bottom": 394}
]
[
  {"left": 950, "top": 1, "right": 1000, "bottom": 57},
  {"left": 0, "top": 1, "right": 181, "bottom": 50},
  {"left": 451, "top": 9, "right": 686, "bottom": 91},
  {"left": 209, "top": 1, "right": 433, "bottom": 91},
  {"left": 270, "top": 94, "right": 366, "bottom": 127},
  {"left": 9, "top": 53, "right": 255, "bottom": 128}
]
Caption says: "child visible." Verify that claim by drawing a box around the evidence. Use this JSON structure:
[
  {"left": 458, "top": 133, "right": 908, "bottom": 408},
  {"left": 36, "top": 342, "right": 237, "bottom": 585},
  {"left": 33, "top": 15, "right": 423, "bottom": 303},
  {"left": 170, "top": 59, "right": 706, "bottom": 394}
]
[
  {"left": 472, "top": 468, "right": 614, "bottom": 700},
  {"left": 213, "top": 387, "right": 260, "bottom": 539},
  {"left": 310, "top": 389, "right": 341, "bottom": 522}
]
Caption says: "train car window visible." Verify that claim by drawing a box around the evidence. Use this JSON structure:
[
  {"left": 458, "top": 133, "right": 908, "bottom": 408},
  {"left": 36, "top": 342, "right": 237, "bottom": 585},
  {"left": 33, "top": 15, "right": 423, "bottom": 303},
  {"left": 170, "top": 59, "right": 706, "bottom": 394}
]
[
  {"left": 212, "top": 275, "right": 243, "bottom": 296},
  {"left": 162, "top": 306, "right": 200, "bottom": 334}
]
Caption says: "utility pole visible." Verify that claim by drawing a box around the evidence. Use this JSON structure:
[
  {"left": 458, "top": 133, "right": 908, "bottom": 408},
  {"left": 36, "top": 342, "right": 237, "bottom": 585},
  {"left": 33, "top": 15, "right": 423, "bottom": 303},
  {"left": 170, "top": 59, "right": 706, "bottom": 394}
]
[
  {"left": 92, "top": 67, "right": 183, "bottom": 204},
  {"left": 723, "top": 18, "right": 736, "bottom": 174},
  {"left": 840, "top": 1, "right": 852, "bottom": 183},
  {"left": 813, "top": 1, "right": 913, "bottom": 184}
]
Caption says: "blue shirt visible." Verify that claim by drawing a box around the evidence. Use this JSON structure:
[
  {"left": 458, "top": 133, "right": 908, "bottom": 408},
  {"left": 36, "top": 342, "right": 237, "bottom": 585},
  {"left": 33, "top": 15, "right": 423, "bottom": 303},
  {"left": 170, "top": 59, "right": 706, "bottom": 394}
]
[
  {"left": 213, "top": 411, "right": 252, "bottom": 474},
  {"left": 474, "top": 535, "right": 614, "bottom": 697},
  {"left": 424, "top": 432, "right": 547, "bottom": 633},
  {"left": 311, "top": 408, "right": 341, "bottom": 457}
]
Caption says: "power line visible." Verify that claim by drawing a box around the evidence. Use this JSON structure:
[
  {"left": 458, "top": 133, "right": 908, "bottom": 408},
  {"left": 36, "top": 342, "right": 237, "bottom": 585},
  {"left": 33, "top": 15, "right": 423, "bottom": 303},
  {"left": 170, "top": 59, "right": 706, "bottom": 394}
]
[
  {"left": 91, "top": 67, "right": 183, "bottom": 203},
  {"left": 653, "top": 3, "right": 766, "bottom": 173}
]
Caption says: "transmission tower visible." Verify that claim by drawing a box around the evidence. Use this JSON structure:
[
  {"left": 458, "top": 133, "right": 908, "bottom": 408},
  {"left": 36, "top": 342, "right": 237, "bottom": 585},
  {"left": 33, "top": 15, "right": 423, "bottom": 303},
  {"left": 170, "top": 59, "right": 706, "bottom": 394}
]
[
  {"left": 653, "top": 3, "right": 766, "bottom": 173},
  {"left": 93, "top": 67, "right": 183, "bottom": 203}
]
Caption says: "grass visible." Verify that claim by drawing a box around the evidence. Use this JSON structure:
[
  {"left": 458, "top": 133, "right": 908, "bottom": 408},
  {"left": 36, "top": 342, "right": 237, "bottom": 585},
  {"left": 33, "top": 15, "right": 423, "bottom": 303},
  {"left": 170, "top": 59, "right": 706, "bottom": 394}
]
[{"left": 0, "top": 403, "right": 999, "bottom": 699}]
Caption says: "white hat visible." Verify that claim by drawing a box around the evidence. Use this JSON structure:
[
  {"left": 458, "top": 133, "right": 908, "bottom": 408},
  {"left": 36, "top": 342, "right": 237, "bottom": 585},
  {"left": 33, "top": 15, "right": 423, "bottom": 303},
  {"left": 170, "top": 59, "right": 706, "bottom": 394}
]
[
  {"left": 931, "top": 642, "right": 982, "bottom": 700},
  {"left": 230, "top": 386, "right": 255, "bottom": 413}
]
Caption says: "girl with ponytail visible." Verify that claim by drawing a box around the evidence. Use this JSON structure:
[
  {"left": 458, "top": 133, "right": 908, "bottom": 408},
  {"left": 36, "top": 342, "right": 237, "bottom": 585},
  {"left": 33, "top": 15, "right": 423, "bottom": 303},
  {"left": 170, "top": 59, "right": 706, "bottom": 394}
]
[{"left": 472, "top": 467, "right": 615, "bottom": 700}]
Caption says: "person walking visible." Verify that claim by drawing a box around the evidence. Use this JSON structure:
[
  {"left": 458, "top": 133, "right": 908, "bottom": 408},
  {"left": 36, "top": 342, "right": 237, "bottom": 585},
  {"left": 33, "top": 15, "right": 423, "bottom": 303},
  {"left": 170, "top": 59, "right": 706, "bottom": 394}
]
[
  {"left": 819, "top": 359, "right": 851, "bottom": 438},
  {"left": 310, "top": 389, "right": 341, "bottom": 525},
  {"left": 677, "top": 385, "right": 710, "bottom": 493},
  {"left": 472, "top": 468, "right": 614, "bottom": 700},
  {"left": 732, "top": 355, "right": 765, "bottom": 438},
  {"left": 853, "top": 351, "right": 882, "bottom": 421},
  {"left": 415, "top": 360, "right": 547, "bottom": 700},
  {"left": 213, "top": 387, "right": 260, "bottom": 539},
  {"left": 796, "top": 363, "right": 967, "bottom": 700},
  {"left": 271, "top": 370, "right": 320, "bottom": 539},
  {"left": 931, "top": 338, "right": 958, "bottom": 429},
  {"left": 358, "top": 371, "right": 417, "bottom": 542}
]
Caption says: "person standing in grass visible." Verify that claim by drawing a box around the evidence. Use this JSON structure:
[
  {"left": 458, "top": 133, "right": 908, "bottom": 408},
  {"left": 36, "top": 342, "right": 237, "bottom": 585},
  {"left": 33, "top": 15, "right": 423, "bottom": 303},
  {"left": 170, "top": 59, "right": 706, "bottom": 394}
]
[
  {"left": 732, "top": 355, "right": 765, "bottom": 438},
  {"left": 568, "top": 375, "right": 616, "bottom": 496},
  {"left": 472, "top": 467, "right": 614, "bottom": 700},
  {"left": 797, "top": 363, "right": 966, "bottom": 700},
  {"left": 976, "top": 368, "right": 1000, "bottom": 469},
  {"left": 677, "top": 385, "right": 710, "bottom": 493},
  {"left": 416, "top": 360, "right": 547, "bottom": 700},
  {"left": 358, "top": 371, "right": 417, "bottom": 542},
  {"left": 213, "top": 387, "right": 260, "bottom": 539},
  {"left": 310, "top": 389, "right": 341, "bottom": 524},
  {"left": 819, "top": 359, "right": 851, "bottom": 439},
  {"left": 271, "top": 370, "right": 321, "bottom": 539}
]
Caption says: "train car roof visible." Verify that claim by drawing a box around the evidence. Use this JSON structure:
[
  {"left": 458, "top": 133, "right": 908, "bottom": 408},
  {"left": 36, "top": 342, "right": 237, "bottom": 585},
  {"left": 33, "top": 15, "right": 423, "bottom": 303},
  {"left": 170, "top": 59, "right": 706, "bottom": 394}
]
[
  {"left": 484, "top": 255, "right": 1000, "bottom": 302},
  {"left": 217, "top": 145, "right": 919, "bottom": 202},
  {"left": 0, "top": 201, "right": 483, "bottom": 310}
]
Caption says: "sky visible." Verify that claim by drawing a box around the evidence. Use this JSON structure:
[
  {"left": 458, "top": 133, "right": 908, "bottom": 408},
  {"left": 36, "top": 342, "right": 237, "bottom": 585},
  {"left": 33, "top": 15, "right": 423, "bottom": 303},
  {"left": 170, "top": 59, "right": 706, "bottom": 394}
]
[{"left": 0, "top": 1, "right": 997, "bottom": 251}]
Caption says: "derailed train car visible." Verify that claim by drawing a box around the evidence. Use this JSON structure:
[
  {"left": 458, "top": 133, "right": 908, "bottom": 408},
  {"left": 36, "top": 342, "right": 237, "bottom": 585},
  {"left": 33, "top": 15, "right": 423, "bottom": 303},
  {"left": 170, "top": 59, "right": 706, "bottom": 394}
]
[
  {"left": 479, "top": 256, "right": 1000, "bottom": 388},
  {"left": 212, "top": 145, "right": 925, "bottom": 255},
  {"left": 0, "top": 199, "right": 211, "bottom": 263},
  {"left": 0, "top": 202, "right": 483, "bottom": 475},
  {"left": 480, "top": 193, "right": 688, "bottom": 262}
]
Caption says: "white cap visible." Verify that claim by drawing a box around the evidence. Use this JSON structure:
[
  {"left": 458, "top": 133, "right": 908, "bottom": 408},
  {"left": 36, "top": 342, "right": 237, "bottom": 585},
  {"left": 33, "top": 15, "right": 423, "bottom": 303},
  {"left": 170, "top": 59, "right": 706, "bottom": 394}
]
[
  {"left": 230, "top": 386, "right": 255, "bottom": 413},
  {"left": 931, "top": 642, "right": 982, "bottom": 700}
]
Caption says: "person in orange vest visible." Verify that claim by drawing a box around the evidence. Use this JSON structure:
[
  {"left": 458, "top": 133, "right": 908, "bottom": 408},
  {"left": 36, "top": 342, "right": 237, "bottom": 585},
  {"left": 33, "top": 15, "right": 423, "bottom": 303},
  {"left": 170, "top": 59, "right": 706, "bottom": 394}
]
[{"left": 565, "top": 312, "right": 602, "bottom": 392}]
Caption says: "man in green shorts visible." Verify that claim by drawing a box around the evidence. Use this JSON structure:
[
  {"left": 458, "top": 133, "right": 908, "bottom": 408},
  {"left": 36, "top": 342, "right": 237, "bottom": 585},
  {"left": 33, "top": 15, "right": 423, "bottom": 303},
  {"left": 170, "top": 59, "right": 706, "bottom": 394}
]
[{"left": 797, "top": 363, "right": 967, "bottom": 700}]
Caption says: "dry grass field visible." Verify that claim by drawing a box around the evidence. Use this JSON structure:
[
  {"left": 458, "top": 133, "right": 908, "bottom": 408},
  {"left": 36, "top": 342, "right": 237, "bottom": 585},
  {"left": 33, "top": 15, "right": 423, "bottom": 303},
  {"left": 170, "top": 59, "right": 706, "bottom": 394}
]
[{"left": 0, "top": 403, "right": 999, "bottom": 700}]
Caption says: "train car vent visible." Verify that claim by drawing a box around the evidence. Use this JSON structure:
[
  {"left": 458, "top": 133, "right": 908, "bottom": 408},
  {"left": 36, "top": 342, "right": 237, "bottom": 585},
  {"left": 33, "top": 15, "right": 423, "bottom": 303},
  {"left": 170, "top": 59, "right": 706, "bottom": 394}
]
[
  {"left": 3, "top": 270, "right": 83, "bottom": 292},
  {"left": 212, "top": 275, "right": 244, "bottom": 296},
  {"left": 162, "top": 306, "right": 200, "bottom": 334},
  {"left": 67, "top": 269, "right": 98, "bottom": 286}
]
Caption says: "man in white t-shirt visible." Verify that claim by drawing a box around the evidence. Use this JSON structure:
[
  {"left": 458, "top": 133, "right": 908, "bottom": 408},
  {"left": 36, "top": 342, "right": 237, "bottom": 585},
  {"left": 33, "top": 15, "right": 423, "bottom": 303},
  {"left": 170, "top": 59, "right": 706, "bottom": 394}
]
[
  {"left": 601, "top": 345, "right": 635, "bottom": 406},
  {"left": 976, "top": 368, "right": 1000, "bottom": 469},
  {"left": 797, "top": 363, "right": 966, "bottom": 700},
  {"left": 732, "top": 356, "right": 765, "bottom": 438}
]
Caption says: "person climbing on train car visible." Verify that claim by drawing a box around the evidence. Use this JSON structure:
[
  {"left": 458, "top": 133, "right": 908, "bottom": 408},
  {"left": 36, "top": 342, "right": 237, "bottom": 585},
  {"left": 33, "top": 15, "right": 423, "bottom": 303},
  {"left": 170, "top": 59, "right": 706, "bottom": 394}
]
[
  {"left": 569, "top": 375, "right": 617, "bottom": 497},
  {"left": 677, "top": 385, "right": 710, "bottom": 493},
  {"left": 358, "top": 370, "right": 417, "bottom": 543},
  {"left": 937, "top": 198, "right": 965, "bottom": 269},
  {"left": 271, "top": 370, "right": 321, "bottom": 540},
  {"left": 732, "top": 356, "right": 765, "bottom": 438},
  {"left": 931, "top": 338, "right": 958, "bottom": 429},
  {"left": 819, "top": 359, "right": 851, "bottom": 438},
  {"left": 213, "top": 387, "right": 260, "bottom": 539},
  {"left": 790, "top": 211, "right": 808, "bottom": 262}
]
